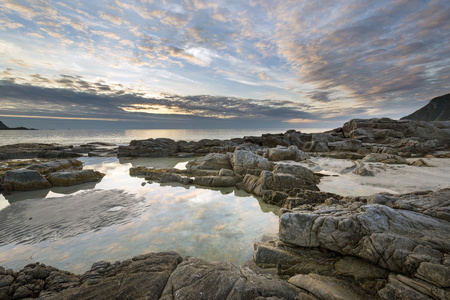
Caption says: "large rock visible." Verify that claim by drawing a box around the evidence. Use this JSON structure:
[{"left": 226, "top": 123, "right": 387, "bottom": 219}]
[
  {"left": 118, "top": 138, "right": 178, "bottom": 157},
  {"left": 2, "top": 169, "right": 51, "bottom": 191},
  {"left": 160, "top": 256, "right": 300, "bottom": 300},
  {"left": 362, "top": 153, "right": 409, "bottom": 164},
  {"left": 186, "top": 153, "right": 232, "bottom": 170},
  {"left": 266, "top": 145, "right": 309, "bottom": 162},
  {"left": 46, "top": 170, "right": 105, "bottom": 186},
  {"left": 279, "top": 190, "right": 450, "bottom": 281},
  {"left": 230, "top": 150, "right": 273, "bottom": 175},
  {"left": 242, "top": 169, "right": 319, "bottom": 197},
  {"left": 327, "top": 139, "right": 362, "bottom": 152},
  {"left": 26, "top": 159, "right": 83, "bottom": 174}
]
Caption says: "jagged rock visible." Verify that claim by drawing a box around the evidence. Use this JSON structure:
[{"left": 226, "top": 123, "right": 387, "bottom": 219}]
[
  {"left": 362, "top": 153, "right": 409, "bottom": 164},
  {"left": 186, "top": 153, "right": 232, "bottom": 170},
  {"left": 193, "top": 176, "right": 240, "bottom": 187},
  {"left": 289, "top": 273, "right": 367, "bottom": 300},
  {"left": 43, "top": 252, "right": 183, "bottom": 300},
  {"left": 230, "top": 150, "right": 273, "bottom": 176},
  {"left": 46, "top": 170, "right": 105, "bottom": 186},
  {"left": 279, "top": 195, "right": 450, "bottom": 278},
  {"left": 352, "top": 162, "right": 374, "bottom": 176},
  {"left": 334, "top": 256, "right": 388, "bottom": 281},
  {"left": 242, "top": 170, "right": 319, "bottom": 197},
  {"left": 160, "top": 256, "right": 300, "bottom": 300},
  {"left": 118, "top": 138, "right": 178, "bottom": 157},
  {"left": 2, "top": 169, "right": 51, "bottom": 191},
  {"left": 266, "top": 146, "right": 309, "bottom": 162},
  {"left": 328, "top": 139, "right": 362, "bottom": 152},
  {"left": 379, "top": 274, "right": 449, "bottom": 300},
  {"left": 26, "top": 159, "right": 83, "bottom": 174}
]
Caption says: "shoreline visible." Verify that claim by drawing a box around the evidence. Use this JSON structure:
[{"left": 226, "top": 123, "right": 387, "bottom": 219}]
[{"left": 1, "top": 117, "right": 449, "bottom": 300}]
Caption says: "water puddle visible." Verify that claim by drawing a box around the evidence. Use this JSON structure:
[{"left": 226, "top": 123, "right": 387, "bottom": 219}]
[{"left": 0, "top": 157, "right": 279, "bottom": 274}]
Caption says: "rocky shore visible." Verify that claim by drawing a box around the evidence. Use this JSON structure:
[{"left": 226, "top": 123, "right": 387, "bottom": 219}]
[{"left": 1, "top": 117, "right": 449, "bottom": 299}]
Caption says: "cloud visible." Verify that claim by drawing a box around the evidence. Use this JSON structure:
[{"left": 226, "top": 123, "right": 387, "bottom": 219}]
[
  {"left": 99, "top": 11, "right": 127, "bottom": 25},
  {"left": 91, "top": 30, "right": 121, "bottom": 40}
]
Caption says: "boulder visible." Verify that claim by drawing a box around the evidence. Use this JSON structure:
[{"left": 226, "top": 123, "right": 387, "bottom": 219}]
[
  {"left": 46, "top": 170, "right": 105, "bottom": 186},
  {"left": 230, "top": 150, "right": 273, "bottom": 175},
  {"left": 186, "top": 153, "right": 232, "bottom": 170},
  {"left": 379, "top": 274, "right": 449, "bottom": 300},
  {"left": 160, "top": 256, "right": 300, "bottom": 300},
  {"left": 26, "top": 159, "right": 83, "bottom": 174},
  {"left": 193, "top": 176, "right": 240, "bottom": 187},
  {"left": 266, "top": 145, "right": 309, "bottom": 162},
  {"left": 117, "top": 138, "right": 178, "bottom": 157},
  {"left": 2, "top": 169, "right": 51, "bottom": 191}
]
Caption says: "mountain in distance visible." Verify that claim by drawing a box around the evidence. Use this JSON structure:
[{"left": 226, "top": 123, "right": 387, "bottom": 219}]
[
  {"left": 0, "top": 120, "right": 35, "bottom": 130},
  {"left": 401, "top": 93, "right": 450, "bottom": 121}
]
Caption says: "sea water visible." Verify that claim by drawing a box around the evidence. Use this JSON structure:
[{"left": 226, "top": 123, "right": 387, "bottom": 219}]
[
  {"left": 0, "top": 127, "right": 330, "bottom": 146},
  {"left": 0, "top": 156, "right": 280, "bottom": 274}
]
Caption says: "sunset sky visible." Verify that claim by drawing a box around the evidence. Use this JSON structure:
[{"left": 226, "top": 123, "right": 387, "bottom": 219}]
[{"left": 1, "top": 0, "right": 449, "bottom": 129}]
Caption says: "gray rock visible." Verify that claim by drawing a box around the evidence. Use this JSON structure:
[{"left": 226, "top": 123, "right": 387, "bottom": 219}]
[
  {"left": 362, "top": 153, "right": 410, "bottom": 164},
  {"left": 193, "top": 176, "right": 240, "bottom": 187},
  {"left": 267, "top": 146, "right": 309, "bottom": 162},
  {"left": 46, "top": 170, "right": 105, "bottom": 186},
  {"left": 2, "top": 169, "right": 51, "bottom": 191},
  {"left": 26, "top": 159, "right": 83, "bottom": 174},
  {"left": 118, "top": 138, "right": 178, "bottom": 157},
  {"left": 186, "top": 153, "right": 232, "bottom": 170},
  {"left": 230, "top": 150, "right": 273, "bottom": 175},
  {"left": 334, "top": 256, "right": 388, "bottom": 281},
  {"left": 328, "top": 139, "right": 362, "bottom": 152},
  {"left": 379, "top": 274, "right": 449, "bottom": 300},
  {"left": 160, "top": 256, "right": 300, "bottom": 300},
  {"left": 289, "top": 273, "right": 367, "bottom": 300}
]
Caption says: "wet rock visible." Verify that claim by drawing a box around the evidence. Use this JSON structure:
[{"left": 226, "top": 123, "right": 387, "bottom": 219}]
[
  {"left": 186, "top": 153, "right": 232, "bottom": 170},
  {"left": 352, "top": 162, "right": 374, "bottom": 176},
  {"left": 46, "top": 170, "right": 105, "bottom": 186},
  {"left": 193, "top": 176, "right": 240, "bottom": 187},
  {"left": 2, "top": 169, "right": 51, "bottom": 191}
]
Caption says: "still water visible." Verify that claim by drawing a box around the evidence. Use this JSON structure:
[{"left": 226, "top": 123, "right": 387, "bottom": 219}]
[
  {"left": 0, "top": 157, "right": 279, "bottom": 273},
  {"left": 0, "top": 127, "right": 330, "bottom": 146}
]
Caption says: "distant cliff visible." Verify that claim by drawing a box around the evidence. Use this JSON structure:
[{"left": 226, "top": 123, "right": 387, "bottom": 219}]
[
  {"left": 401, "top": 93, "right": 450, "bottom": 121},
  {"left": 0, "top": 121, "right": 8, "bottom": 129}
]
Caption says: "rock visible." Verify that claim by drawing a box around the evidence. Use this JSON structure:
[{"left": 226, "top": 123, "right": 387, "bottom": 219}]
[
  {"left": 218, "top": 168, "right": 235, "bottom": 177},
  {"left": 44, "top": 252, "right": 182, "bottom": 300},
  {"left": 230, "top": 150, "right": 273, "bottom": 176},
  {"left": 352, "top": 162, "right": 374, "bottom": 176},
  {"left": 242, "top": 170, "right": 319, "bottom": 197},
  {"left": 2, "top": 169, "right": 51, "bottom": 191},
  {"left": 186, "top": 153, "right": 232, "bottom": 170},
  {"left": 193, "top": 176, "right": 240, "bottom": 187},
  {"left": 160, "top": 256, "right": 300, "bottom": 300},
  {"left": 279, "top": 199, "right": 450, "bottom": 276},
  {"left": 328, "top": 139, "right": 362, "bottom": 152},
  {"left": 26, "top": 159, "right": 83, "bottom": 174},
  {"left": 415, "top": 262, "right": 450, "bottom": 287},
  {"left": 411, "top": 158, "right": 431, "bottom": 167},
  {"left": 266, "top": 146, "right": 309, "bottom": 162},
  {"left": 46, "top": 170, "right": 105, "bottom": 186},
  {"left": 362, "top": 153, "right": 410, "bottom": 164},
  {"left": 289, "top": 273, "right": 367, "bottom": 300},
  {"left": 379, "top": 274, "right": 449, "bottom": 300},
  {"left": 118, "top": 138, "right": 178, "bottom": 157},
  {"left": 334, "top": 256, "right": 388, "bottom": 281}
]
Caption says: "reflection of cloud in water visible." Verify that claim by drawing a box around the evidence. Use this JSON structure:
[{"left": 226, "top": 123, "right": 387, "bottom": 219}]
[{"left": 0, "top": 158, "right": 279, "bottom": 274}]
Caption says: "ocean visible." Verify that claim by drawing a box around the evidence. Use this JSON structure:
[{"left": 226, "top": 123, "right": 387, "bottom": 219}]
[{"left": 0, "top": 127, "right": 330, "bottom": 146}]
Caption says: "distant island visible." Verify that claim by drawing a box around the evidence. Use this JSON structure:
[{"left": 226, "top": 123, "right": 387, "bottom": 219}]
[{"left": 0, "top": 120, "right": 36, "bottom": 130}]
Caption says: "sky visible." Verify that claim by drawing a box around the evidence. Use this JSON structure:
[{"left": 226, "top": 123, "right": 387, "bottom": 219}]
[{"left": 0, "top": 0, "right": 449, "bottom": 129}]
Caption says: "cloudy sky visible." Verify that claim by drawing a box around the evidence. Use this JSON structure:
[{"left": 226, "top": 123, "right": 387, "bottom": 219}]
[{"left": 1, "top": 0, "right": 449, "bottom": 129}]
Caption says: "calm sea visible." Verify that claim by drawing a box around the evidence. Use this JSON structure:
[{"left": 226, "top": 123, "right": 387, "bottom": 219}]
[{"left": 0, "top": 128, "right": 330, "bottom": 146}]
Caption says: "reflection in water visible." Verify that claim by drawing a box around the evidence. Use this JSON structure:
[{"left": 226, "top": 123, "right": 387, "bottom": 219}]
[{"left": 0, "top": 157, "right": 279, "bottom": 274}]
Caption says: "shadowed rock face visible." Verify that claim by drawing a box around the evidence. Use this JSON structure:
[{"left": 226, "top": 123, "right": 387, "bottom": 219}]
[
  {"left": 401, "top": 93, "right": 450, "bottom": 121},
  {"left": 0, "top": 252, "right": 301, "bottom": 300}
]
